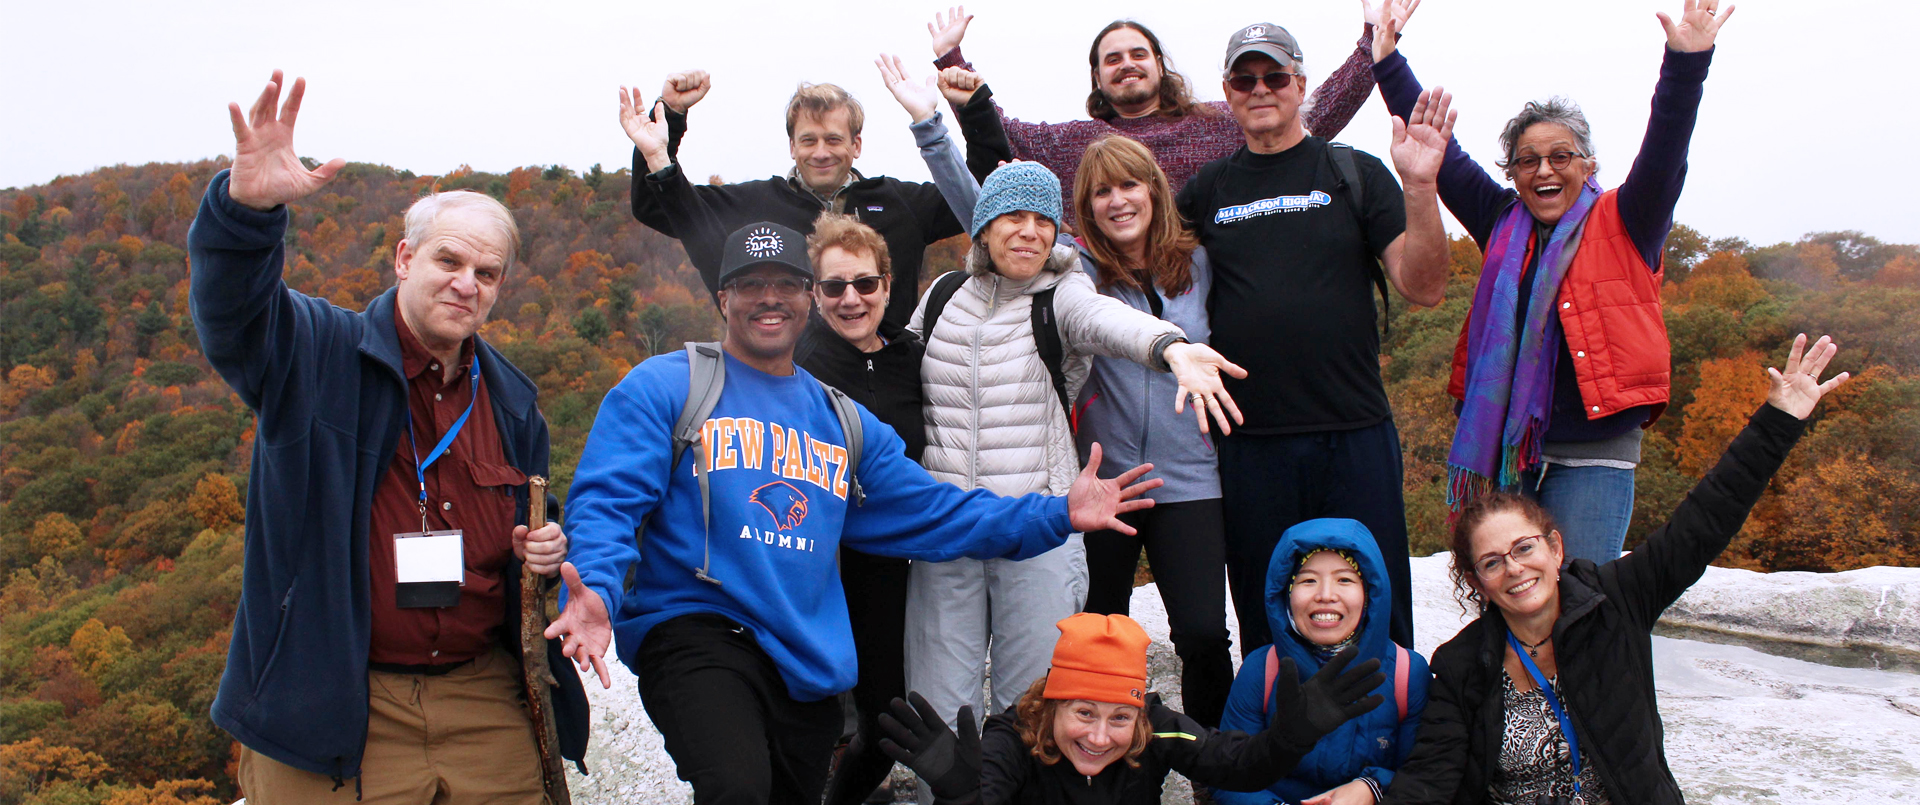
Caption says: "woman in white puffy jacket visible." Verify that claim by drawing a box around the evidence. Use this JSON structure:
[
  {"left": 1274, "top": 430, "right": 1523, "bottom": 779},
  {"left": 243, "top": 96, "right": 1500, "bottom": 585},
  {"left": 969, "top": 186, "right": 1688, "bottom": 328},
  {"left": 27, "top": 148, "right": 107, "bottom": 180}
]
[{"left": 900, "top": 153, "right": 1247, "bottom": 786}]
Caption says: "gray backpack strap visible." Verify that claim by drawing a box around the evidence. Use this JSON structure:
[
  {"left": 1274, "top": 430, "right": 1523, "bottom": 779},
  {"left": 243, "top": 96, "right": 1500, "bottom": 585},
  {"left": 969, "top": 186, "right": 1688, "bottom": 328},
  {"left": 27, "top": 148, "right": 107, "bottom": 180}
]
[
  {"left": 817, "top": 380, "right": 865, "bottom": 506},
  {"left": 629, "top": 343, "right": 728, "bottom": 593}
]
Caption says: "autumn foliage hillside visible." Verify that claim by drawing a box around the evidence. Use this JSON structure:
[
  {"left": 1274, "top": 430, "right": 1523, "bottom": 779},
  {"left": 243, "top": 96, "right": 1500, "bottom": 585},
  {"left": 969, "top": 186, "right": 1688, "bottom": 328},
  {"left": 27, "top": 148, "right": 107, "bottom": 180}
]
[{"left": 0, "top": 158, "right": 1915, "bottom": 803}]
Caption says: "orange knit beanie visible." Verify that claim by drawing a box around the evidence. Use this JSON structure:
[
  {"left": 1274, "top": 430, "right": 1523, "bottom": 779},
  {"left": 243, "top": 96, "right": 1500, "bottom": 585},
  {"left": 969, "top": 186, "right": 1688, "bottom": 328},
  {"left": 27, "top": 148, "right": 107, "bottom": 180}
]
[{"left": 1041, "top": 613, "right": 1150, "bottom": 707}]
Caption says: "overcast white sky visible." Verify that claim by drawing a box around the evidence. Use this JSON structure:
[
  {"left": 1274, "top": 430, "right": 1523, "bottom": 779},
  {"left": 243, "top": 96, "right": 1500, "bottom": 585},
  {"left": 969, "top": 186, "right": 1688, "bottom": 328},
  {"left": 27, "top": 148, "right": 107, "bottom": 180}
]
[{"left": 5, "top": 0, "right": 1913, "bottom": 246}]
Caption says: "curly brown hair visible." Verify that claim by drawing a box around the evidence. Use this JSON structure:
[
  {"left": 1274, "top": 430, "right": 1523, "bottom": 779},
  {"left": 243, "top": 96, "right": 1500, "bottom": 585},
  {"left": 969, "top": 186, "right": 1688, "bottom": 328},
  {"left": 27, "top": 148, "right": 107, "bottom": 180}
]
[
  {"left": 805, "top": 212, "right": 891, "bottom": 277},
  {"left": 1448, "top": 492, "right": 1562, "bottom": 614},
  {"left": 1085, "top": 21, "right": 1211, "bottom": 121},
  {"left": 1072, "top": 136, "right": 1198, "bottom": 297},
  {"left": 1013, "top": 676, "right": 1153, "bottom": 768}
]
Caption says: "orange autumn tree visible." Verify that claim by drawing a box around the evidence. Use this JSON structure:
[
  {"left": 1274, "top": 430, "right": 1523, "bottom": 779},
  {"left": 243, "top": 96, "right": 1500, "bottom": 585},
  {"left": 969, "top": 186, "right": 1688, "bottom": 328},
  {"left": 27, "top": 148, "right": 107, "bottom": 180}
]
[{"left": 1675, "top": 352, "right": 1770, "bottom": 476}]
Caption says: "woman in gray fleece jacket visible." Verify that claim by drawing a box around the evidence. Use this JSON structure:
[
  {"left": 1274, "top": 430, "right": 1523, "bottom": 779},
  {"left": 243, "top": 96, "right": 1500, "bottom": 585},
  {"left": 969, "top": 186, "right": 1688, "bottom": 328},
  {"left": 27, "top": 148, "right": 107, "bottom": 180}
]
[
  {"left": 1069, "top": 134, "right": 1236, "bottom": 729},
  {"left": 876, "top": 56, "right": 1246, "bottom": 802}
]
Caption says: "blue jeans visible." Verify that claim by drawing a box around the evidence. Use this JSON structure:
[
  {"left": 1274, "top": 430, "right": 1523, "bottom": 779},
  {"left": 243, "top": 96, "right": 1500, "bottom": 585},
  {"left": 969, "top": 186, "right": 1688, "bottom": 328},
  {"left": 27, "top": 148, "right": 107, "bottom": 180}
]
[{"left": 1521, "top": 462, "right": 1635, "bottom": 566}]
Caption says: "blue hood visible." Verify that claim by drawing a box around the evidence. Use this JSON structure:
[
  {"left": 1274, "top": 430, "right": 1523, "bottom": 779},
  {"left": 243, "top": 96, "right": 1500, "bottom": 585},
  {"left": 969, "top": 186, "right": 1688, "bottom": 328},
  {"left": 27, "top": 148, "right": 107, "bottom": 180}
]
[{"left": 1263, "top": 518, "right": 1396, "bottom": 672}]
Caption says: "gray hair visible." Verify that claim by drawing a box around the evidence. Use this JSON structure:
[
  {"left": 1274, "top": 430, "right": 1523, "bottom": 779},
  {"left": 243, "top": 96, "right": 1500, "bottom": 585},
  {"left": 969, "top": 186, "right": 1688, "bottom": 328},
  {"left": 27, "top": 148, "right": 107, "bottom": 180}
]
[
  {"left": 1496, "top": 97, "right": 1595, "bottom": 172},
  {"left": 402, "top": 190, "right": 522, "bottom": 271}
]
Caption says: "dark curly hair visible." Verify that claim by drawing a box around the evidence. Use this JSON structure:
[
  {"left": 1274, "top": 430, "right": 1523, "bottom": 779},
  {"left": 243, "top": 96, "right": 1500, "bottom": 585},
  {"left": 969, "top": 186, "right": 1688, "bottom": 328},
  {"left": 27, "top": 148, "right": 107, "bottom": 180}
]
[
  {"left": 1447, "top": 492, "right": 1562, "bottom": 614},
  {"left": 1085, "top": 21, "right": 1210, "bottom": 121}
]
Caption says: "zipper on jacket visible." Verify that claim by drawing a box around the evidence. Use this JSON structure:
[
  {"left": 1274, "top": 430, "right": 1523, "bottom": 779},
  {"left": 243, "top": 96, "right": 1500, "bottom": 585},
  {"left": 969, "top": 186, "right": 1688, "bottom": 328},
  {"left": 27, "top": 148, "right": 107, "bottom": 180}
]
[{"left": 865, "top": 359, "right": 876, "bottom": 398}]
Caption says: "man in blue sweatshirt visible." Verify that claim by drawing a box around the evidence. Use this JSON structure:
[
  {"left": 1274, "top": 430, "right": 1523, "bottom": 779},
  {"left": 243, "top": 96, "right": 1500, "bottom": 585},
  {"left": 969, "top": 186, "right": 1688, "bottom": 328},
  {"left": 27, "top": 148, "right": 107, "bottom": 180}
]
[{"left": 546, "top": 221, "right": 1163, "bottom": 804}]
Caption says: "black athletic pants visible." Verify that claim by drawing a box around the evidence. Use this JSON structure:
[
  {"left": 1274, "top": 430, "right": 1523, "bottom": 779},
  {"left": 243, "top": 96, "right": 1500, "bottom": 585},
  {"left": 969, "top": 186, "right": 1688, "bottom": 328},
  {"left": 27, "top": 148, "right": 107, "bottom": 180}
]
[
  {"left": 1083, "top": 498, "right": 1233, "bottom": 728},
  {"left": 635, "top": 613, "right": 842, "bottom": 805},
  {"left": 1217, "top": 418, "right": 1414, "bottom": 654},
  {"left": 822, "top": 548, "right": 911, "bottom": 805}
]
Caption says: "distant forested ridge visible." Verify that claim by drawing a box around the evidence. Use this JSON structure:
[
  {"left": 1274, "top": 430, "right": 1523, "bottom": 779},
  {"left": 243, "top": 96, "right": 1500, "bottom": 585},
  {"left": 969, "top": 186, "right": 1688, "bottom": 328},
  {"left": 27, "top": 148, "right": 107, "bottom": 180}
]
[{"left": 0, "top": 159, "right": 1913, "bottom": 803}]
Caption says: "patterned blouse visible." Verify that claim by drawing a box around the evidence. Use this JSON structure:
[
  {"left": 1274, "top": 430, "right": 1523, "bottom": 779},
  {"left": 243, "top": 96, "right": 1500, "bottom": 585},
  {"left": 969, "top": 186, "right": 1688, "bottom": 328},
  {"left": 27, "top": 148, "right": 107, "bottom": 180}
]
[{"left": 1490, "top": 674, "right": 1610, "bottom": 805}]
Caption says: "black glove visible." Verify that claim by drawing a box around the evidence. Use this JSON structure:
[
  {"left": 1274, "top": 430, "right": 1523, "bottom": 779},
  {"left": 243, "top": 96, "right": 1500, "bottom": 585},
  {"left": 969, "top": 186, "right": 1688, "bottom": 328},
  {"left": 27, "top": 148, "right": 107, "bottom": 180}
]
[
  {"left": 1270, "top": 645, "right": 1386, "bottom": 748},
  {"left": 878, "top": 692, "right": 980, "bottom": 801}
]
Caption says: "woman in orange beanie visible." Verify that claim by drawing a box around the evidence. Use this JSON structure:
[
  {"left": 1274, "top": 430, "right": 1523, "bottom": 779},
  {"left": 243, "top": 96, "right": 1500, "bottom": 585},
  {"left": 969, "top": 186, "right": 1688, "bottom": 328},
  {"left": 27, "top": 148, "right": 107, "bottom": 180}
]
[{"left": 882, "top": 612, "right": 1386, "bottom": 804}]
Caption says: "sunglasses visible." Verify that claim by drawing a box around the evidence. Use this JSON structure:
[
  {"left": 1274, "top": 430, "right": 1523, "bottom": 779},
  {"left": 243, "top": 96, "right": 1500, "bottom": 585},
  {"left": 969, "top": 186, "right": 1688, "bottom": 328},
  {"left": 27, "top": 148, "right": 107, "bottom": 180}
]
[
  {"left": 1226, "top": 71, "right": 1298, "bottom": 93},
  {"left": 817, "top": 275, "right": 885, "bottom": 298}
]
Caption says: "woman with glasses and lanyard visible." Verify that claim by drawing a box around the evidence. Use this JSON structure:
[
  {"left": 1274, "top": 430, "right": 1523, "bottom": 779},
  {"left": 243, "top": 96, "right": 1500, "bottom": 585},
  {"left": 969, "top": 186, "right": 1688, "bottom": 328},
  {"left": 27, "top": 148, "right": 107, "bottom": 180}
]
[
  {"left": 1369, "top": 0, "right": 1734, "bottom": 565},
  {"left": 1388, "top": 334, "right": 1846, "bottom": 805}
]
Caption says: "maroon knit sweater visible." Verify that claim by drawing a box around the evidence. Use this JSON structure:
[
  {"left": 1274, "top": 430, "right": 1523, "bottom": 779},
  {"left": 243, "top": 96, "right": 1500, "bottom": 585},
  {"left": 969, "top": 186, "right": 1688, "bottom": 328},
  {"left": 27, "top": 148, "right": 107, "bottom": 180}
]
[{"left": 935, "top": 26, "right": 1380, "bottom": 217}]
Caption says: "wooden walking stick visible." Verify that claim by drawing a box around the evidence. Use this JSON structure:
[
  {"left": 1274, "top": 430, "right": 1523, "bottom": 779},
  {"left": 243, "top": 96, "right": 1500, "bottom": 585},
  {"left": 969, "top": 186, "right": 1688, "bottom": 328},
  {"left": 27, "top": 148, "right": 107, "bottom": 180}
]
[{"left": 520, "top": 476, "right": 571, "bottom": 804}]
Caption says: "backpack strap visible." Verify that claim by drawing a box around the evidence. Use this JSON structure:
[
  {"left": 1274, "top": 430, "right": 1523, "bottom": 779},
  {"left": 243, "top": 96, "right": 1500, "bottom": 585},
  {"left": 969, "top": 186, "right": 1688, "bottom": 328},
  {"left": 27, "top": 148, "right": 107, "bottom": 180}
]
[
  {"left": 628, "top": 342, "right": 727, "bottom": 592},
  {"left": 1029, "top": 287, "right": 1071, "bottom": 421},
  {"left": 1326, "top": 142, "right": 1392, "bottom": 337},
  {"left": 818, "top": 380, "right": 865, "bottom": 506},
  {"left": 1394, "top": 644, "right": 1410, "bottom": 722},
  {"left": 1261, "top": 646, "right": 1281, "bottom": 715},
  {"left": 917, "top": 270, "right": 970, "bottom": 343}
]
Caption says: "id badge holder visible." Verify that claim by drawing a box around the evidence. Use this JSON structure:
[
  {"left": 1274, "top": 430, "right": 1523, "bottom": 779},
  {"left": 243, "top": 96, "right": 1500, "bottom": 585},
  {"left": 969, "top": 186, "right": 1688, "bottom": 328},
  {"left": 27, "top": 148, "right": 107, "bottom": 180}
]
[{"left": 394, "top": 529, "right": 465, "bottom": 608}]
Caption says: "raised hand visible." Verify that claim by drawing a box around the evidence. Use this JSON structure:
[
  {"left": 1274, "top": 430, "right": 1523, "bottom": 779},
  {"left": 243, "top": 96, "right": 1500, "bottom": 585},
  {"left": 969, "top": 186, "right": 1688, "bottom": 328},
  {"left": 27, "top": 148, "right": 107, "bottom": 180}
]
[
  {"left": 1268, "top": 646, "right": 1386, "bottom": 748},
  {"left": 878, "top": 694, "right": 980, "bottom": 800},
  {"left": 876, "top": 54, "right": 939, "bottom": 124},
  {"left": 937, "top": 67, "right": 985, "bottom": 107},
  {"left": 929, "top": 5, "right": 973, "bottom": 58},
  {"left": 1657, "top": 0, "right": 1734, "bottom": 53},
  {"left": 1165, "top": 342, "right": 1248, "bottom": 435},
  {"left": 619, "top": 87, "right": 672, "bottom": 172},
  {"left": 543, "top": 562, "right": 613, "bottom": 689},
  {"left": 1368, "top": 0, "right": 1422, "bottom": 62},
  {"left": 1765, "top": 333, "right": 1848, "bottom": 420},
  {"left": 1390, "top": 87, "right": 1456, "bottom": 188},
  {"left": 1067, "top": 443, "right": 1162, "bottom": 535},
  {"left": 659, "top": 70, "right": 711, "bottom": 113},
  {"left": 225, "top": 70, "right": 344, "bottom": 211}
]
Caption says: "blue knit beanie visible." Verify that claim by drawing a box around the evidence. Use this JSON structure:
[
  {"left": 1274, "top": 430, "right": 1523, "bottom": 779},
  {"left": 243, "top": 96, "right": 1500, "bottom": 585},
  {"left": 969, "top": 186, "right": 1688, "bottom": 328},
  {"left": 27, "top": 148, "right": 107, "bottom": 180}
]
[{"left": 971, "top": 162, "right": 1063, "bottom": 238}]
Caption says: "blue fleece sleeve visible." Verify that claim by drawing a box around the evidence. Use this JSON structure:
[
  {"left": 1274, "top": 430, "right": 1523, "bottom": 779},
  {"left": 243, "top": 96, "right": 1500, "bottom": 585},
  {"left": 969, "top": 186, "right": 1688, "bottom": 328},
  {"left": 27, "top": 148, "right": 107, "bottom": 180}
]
[
  {"left": 187, "top": 170, "right": 354, "bottom": 417},
  {"left": 1211, "top": 646, "right": 1284, "bottom": 805},
  {"left": 1617, "top": 47, "right": 1713, "bottom": 269},
  {"left": 838, "top": 405, "right": 1070, "bottom": 561},
  {"left": 1359, "top": 648, "right": 1431, "bottom": 790},
  {"left": 1371, "top": 52, "right": 1517, "bottom": 250},
  {"left": 559, "top": 361, "right": 684, "bottom": 619}
]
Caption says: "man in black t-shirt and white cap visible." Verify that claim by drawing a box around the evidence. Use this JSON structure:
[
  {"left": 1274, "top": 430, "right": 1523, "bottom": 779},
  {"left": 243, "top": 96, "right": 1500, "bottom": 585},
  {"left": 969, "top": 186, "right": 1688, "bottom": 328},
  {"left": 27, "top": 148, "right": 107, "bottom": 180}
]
[{"left": 1175, "top": 21, "right": 1454, "bottom": 652}]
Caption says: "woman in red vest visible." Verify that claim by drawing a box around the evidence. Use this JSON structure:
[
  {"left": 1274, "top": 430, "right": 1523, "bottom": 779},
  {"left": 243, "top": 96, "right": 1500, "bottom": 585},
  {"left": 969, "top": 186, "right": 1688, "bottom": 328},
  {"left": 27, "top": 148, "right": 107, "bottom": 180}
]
[{"left": 1369, "top": 0, "right": 1732, "bottom": 563}]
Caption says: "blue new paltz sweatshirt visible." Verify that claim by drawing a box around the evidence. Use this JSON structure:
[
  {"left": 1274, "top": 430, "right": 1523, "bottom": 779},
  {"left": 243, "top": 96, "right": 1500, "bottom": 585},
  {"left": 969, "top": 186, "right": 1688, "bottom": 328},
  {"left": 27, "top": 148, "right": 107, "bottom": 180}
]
[{"left": 563, "top": 349, "right": 1074, "bottom": 701}]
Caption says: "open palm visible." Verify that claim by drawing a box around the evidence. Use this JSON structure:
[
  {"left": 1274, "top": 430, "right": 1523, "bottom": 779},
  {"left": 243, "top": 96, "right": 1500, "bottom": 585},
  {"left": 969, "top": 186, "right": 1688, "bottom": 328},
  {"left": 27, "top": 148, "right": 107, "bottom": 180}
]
[
  {"left": 1658, "top": 0, "right": 1734, "bottom": 53},
  {"left": 619, "top": 87, "right": 671, "bottom": 162},
  {"left": 1766, "top": 334, "right": 1848, "bottom": 420},
  {"left": 227, "top": 70, "right": 343, "bottom": 211},
  {"left": 1390, "top": 87, "right": 1456, "bottom": 187}
]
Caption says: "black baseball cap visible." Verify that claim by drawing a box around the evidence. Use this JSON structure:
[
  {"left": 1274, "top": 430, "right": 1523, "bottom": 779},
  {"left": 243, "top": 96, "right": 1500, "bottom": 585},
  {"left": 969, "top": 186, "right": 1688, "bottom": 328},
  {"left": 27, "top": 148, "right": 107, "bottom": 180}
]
[
  {"left": 718, "top": 222, "right": 812, "bottom": 287},
  {"left": 1223, "top": 23, "right": 1303, "bottom": 71}
]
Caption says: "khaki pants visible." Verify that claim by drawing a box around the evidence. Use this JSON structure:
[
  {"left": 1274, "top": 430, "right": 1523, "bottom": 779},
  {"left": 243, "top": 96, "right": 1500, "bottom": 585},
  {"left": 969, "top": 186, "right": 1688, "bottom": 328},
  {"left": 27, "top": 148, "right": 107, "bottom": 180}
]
[{"left": 238, "top": 647, "right": 548, "bottom": 805}]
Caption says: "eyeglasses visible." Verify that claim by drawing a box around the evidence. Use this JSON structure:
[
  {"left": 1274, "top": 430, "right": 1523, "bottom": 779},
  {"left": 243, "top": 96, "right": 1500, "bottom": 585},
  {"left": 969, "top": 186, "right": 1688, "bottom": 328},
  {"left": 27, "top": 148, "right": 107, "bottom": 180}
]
[
  {"left": 726, "top": 276, "right": 812, "bottom": 297},
  {"left": 1506, "top": 151, "right": 1586, "bottom": 174},
  {"left": 816, "top": 275, "right": 885, "bottom": 298},
  {"left": 1473, "top": 534, "right": 1549, "bottom": 579},
  {"left": 1225, "top": 71, "right": 1298, "bottom": 94}
]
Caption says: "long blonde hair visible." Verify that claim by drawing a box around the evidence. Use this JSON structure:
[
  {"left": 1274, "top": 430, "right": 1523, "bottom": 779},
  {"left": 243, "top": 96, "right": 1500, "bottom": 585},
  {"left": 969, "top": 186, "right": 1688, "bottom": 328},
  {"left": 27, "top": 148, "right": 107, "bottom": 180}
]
[{"left": 1072, "top": 136, "right": 1197, "bottom": 297}]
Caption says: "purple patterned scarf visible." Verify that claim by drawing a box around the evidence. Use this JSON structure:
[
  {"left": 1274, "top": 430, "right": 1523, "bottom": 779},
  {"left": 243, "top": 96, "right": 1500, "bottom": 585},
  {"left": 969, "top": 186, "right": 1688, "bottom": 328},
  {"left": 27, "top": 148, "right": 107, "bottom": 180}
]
[{"left": 1447, "top": 182, "right": 1600, "bottom": 512}]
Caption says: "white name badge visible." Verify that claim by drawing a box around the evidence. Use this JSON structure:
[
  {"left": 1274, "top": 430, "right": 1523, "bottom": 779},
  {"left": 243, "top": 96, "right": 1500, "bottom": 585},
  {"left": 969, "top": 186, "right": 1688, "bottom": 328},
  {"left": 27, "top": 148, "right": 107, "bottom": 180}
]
[{"left": 394, "top": 529, "right": 464, "bottom": 608}]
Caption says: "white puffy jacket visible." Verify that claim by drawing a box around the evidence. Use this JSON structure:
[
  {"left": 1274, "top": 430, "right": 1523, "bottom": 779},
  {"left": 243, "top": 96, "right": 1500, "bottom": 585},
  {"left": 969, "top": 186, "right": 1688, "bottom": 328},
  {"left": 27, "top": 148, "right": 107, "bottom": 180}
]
[{"left": 911, "top": 241, "right": 1185, "bottom": 498}]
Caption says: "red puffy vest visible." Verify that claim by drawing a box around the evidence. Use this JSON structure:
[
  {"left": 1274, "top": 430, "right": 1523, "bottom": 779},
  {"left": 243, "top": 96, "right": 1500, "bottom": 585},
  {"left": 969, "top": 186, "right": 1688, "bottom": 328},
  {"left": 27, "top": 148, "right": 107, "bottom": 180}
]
[{"left": 1448, "top": 190, "right": 1671, "bottom": 424}]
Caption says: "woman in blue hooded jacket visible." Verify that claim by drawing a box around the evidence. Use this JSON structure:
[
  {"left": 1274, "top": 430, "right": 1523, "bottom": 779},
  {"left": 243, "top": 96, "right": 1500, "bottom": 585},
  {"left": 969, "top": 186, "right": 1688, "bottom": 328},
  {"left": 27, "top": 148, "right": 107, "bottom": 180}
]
[{"left": 1214, "top": 519, "right": 1429, "bottom": 805}]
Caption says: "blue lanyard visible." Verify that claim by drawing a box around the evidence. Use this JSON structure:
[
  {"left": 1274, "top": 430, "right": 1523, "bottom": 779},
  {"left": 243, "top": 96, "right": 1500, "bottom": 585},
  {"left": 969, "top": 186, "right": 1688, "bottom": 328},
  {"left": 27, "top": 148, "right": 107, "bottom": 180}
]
[
  {"left": 405, "top": 352, "right": 481, "bottom": 518},
  {"left": 1507, "top": 630, "right": 1581, "bottom": 794}
]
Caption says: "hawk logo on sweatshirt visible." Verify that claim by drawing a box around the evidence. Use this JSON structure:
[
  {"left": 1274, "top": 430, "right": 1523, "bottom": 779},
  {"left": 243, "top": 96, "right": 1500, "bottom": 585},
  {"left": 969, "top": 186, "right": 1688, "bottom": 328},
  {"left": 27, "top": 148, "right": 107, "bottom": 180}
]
[{"left": 749, "top": 481, "right": 810, "bottom": 531}]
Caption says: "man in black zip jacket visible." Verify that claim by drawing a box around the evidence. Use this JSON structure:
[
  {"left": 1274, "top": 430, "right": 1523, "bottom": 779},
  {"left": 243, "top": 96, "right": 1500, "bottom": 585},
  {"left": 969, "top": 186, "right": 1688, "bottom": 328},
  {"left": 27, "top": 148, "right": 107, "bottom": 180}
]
[
  {"left": 622, "top": 71, "right": 965, "bottom": 328},
  {"left": 791, "top": 213, "right": 928, "bottom": 805}
]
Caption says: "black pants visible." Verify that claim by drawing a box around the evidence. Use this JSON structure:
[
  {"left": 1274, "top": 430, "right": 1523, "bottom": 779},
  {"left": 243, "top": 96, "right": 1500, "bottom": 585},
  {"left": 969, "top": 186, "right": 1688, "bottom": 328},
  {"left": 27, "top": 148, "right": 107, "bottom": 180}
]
[
  {"left": 1084, "top": 498, "right": 1233, "bottom": 728},
  {"left": 822, "top": 548, "right": 911, "bottom": 805},
  {"left": 1218, "top": 419, "right": 1413, "bottom": 653},
  {"left": 635, "top": 614, "right": 842, "bottom": 805}
]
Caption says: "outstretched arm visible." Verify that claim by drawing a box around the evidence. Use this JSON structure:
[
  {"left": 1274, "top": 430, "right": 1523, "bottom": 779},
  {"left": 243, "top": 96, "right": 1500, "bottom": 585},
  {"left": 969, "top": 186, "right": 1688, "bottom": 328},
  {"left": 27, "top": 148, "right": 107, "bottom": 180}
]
[
  {"left": 1610, "top": 333, "right": 1844, "bottom": 629},
  {"left": 1617, "top": 0, "right": 1731, "bottom": 268},
  {"left": 941, "top": 68, "right": 1014, "bottom": 183},
  {"left": 1370, "top": 18, "right": 1511, "bottom": 247},
  {"left": 1383, "top": 87, "right": 1456, "bottom": 308},
  {"left": 1302, "top": 0, "right": 1421, "bottom": 140}
]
